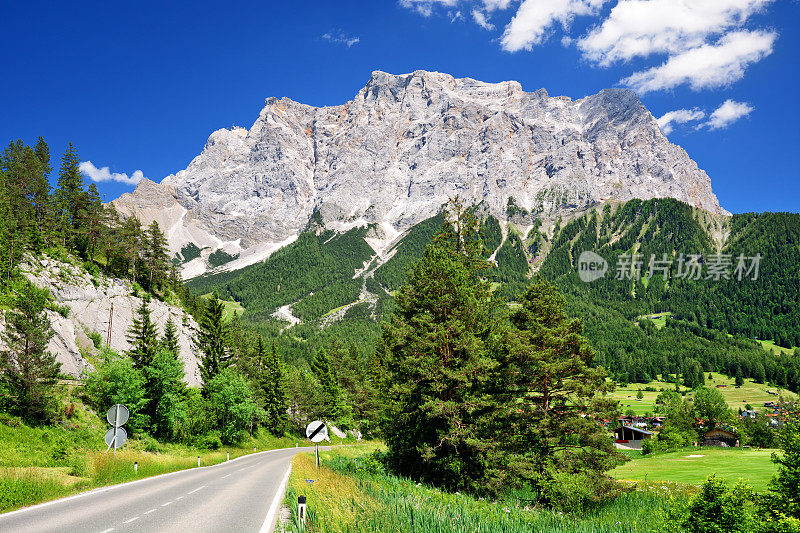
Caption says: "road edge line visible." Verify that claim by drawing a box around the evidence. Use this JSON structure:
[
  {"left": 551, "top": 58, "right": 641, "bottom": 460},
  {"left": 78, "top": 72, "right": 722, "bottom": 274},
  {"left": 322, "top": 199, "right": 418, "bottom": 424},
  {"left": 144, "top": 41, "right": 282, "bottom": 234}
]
[
  {"left": 0, "top": 446, "right": 315, "bottom": 521},
  {"left": 260, "top": 464, "right": 292, "bottom": 533}
]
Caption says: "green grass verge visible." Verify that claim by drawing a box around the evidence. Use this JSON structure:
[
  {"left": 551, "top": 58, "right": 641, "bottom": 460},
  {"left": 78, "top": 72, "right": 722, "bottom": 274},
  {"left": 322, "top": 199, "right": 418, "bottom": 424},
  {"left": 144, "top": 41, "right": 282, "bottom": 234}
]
[
  {"left": 280, "top": 447, "right": 692, "bottom": 533},
  {"left": 609, "top": 447, "right": 777, "bottom": 491}
]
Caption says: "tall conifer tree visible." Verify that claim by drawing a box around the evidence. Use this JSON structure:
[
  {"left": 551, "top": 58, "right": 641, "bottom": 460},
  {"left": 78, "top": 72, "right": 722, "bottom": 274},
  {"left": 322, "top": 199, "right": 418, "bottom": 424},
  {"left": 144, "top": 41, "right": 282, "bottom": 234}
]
[
  {"left": 195, "top": 292, "right": 230, "bottom": 387},
  {"left": 126, "top": 297, "right": 159, "bottom": 369}
]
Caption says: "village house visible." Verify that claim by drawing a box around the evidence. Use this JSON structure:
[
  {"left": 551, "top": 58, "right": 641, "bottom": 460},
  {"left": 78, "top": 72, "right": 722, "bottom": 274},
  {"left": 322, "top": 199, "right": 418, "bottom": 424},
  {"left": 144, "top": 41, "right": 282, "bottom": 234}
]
[
  {"left": 703, "top": 427, "right": 738, "bottom": 447},
  {"left": 613, "top": 425, "right": 653, "bottom": 450}
]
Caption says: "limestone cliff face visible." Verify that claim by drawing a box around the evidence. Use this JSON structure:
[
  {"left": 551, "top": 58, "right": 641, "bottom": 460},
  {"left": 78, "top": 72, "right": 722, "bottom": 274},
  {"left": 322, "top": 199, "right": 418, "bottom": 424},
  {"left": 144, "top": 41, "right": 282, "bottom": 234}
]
[
  {"left": 18, "top": 257, "right": 201, "bottom": 386},
  {"left": 114, "top": 70, "right": 727, "bottom": 278}
]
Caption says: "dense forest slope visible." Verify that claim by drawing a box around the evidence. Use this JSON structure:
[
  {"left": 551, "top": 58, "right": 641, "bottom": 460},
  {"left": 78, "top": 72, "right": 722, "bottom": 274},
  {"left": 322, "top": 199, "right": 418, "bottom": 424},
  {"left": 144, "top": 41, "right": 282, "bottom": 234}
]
[{"left": 188, "top": 198, "right": 800, "bottom": 390}]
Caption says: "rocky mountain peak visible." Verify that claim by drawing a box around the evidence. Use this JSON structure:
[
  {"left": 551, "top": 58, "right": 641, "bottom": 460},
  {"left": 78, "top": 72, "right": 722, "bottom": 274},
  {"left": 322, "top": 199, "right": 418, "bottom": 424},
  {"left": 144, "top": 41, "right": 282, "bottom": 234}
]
[{"left": 114, "top": 69, "right": 728, "bottom": 279}]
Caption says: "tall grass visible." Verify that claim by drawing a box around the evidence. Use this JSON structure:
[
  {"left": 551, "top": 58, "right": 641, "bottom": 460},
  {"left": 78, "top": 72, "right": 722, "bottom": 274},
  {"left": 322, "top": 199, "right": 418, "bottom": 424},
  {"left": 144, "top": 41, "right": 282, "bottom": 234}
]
[{"left": 281, "top": 450, "right": 691, "bottom": 533}]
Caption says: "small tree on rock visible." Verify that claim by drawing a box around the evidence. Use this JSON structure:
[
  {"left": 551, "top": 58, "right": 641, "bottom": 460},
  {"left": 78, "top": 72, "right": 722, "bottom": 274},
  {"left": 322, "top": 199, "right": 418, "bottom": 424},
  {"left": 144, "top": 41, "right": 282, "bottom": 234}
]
[{"left": 0, "top": 280, "right": 61, "bottom": 423}]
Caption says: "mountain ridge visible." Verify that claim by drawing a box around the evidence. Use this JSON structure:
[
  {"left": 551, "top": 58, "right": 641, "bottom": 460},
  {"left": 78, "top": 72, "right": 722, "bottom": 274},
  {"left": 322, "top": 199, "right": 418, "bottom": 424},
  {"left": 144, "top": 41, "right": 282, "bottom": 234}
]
[{"left": 114, "top": 69, "right": 728, "bottom": 279}]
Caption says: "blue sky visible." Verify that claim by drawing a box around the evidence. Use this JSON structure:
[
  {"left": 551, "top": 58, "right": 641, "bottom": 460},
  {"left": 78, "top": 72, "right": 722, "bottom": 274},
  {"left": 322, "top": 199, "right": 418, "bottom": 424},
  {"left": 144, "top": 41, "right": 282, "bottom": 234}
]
[{"left": 1, "top": 1, "right": 797, "bottom": 213}]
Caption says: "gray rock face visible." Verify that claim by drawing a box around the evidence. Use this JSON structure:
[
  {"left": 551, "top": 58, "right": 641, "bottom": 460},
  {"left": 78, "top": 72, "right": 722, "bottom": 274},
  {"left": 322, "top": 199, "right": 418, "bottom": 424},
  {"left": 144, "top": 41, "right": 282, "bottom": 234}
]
[
  {"left": 114, "top": 70, "right": 727, "bottom": 277},
  {"left": 19, "top": 258, "right": 202, "bottom": 386}
]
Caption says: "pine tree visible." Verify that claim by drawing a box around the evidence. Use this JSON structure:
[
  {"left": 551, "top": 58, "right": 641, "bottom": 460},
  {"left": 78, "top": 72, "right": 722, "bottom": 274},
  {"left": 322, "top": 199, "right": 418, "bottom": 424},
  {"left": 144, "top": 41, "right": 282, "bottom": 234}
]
[
  {"left": 161, "top": 315, "right": 180, "bottom": 355},
  {"left": 195, "top": 292, "right": 230, "bottom": 387},
  {"left": 121, "top": 216, "right": 143, "bottom": 282},
  {"left": 145, "top": 347, "right": 187, "bottom": 439},
  {"left": 54, "top": 142, "right": 85, "bottom": 246},
  {"left": 0, "top": 141, "right": 35, "bottom": 284},
  {"left": 126, "top": 297, "right": 159, "bottom": 369},
  {"left": 81, "top": 183, "right": 104, "bottom": 261},
  {"left": 380, "top": 197, "right": 499, "bottom": 492},
  {"left": 492, "top": 279, "right": 624, "bottom": 500},
  {"left": 31, "top": 137, "right": 51, "bottom": 249},
  {"left": 251, "top": 337, "right": 287, "bottom": 433},
  {"left": 144, "top": 220, "right": 168, "bottom": 291},
  {"left": 267, "top": 340, "right": 288, "bottom": 431},
  {"left": 0, "top": 280, "right": 61, "bottom": 423}
]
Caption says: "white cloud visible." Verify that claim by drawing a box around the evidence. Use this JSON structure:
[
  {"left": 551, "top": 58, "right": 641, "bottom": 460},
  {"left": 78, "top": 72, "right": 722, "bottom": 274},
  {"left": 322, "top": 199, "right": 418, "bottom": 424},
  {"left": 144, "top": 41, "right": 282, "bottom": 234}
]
[
  {"left": 321, "top": 31, "right": 360, "bottom": 47},
  {"left": 579, "top": 0, "right": 773, "bottom": 66},
  {"left": 80, "top": 161, "right": 144, "bottom": 186},
  {"left": 481, "top": 0, "right": 513, "bottom": 11},
  {"left": 703, "top": 99, "right": 754, "bottom": 129},
  {"left": 656, "top": 108, "right": 706, "bottom": 134},
  {"left": 500, "top": 0, "right": 607, "bottom": 52},
  {"left": 472, "top": 9, "right": 495, "bottom": 30},
  {"left": 399, "top": 0, "right": 458, "bottom": 17},
  {"left": 620, "top": 30, "right": 776, "bottom": 93},
  {"left": 450, "top": 10, "right": 464, "bottom": 22}
]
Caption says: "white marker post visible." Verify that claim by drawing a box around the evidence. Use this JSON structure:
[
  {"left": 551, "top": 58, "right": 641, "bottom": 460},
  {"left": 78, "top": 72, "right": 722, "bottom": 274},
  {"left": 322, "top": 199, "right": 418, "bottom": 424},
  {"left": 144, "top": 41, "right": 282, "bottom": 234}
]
[{"left": 298, "top": 495, "right": 307, "bottom": 528}]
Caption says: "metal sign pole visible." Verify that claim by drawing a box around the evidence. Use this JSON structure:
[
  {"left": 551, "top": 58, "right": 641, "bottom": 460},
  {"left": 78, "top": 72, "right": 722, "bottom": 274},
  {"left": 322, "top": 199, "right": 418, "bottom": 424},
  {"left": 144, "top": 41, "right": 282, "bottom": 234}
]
[{"left": 315, "top": 443, "right": 319, "bottom": 469}]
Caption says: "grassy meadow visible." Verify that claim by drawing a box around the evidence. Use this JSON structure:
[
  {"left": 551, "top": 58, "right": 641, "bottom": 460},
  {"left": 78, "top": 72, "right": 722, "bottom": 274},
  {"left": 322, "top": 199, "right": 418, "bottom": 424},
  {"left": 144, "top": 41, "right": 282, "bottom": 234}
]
[
  {"left": 200, "top": 293, "right": 245, "bottom": 321},
  {"left": 609, "top": 372, "right": 795, "bottom": 416},
  {"left": 280, "top": 448, "right": 694, "bottom": 533},
  {"left": 610, "top": 447, "right": 777, "bottom": 491}
]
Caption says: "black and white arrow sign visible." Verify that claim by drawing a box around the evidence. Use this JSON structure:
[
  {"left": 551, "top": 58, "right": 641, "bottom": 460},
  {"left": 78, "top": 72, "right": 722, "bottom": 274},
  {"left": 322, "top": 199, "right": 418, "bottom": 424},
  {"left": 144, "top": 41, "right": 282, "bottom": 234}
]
[{"left": 305, "top": 421, "right": 328, "bottom": 443}]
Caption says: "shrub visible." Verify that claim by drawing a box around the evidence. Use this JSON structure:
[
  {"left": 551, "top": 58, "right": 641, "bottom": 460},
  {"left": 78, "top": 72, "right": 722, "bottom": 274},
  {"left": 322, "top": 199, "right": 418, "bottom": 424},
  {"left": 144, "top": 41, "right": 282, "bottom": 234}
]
[
  {"left": 195, "top": 432, "right": 222, "bottom": 450},
  {"left": 641, "top": 439, "right": 654, "bottom": 455},
  {"left": 0, "top": 413, "right": 22, "bottom": 427},
  {"left": 136, "top": 434, "right": 162, "bottom": 453},
  {"left": 540, "top": 470, "right": 630, "bottom": 515},
  {"left": 87, "top": 331, "right": 103, "bottom": 349},
  {"left": 665, "top": 475, "right": 755, "bottom": 533}
]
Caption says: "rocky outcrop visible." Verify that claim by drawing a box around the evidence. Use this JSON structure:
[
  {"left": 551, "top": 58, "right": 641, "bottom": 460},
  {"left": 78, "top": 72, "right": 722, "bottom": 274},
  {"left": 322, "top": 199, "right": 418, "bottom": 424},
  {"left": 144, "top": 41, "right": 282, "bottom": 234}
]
[
  {"left": 114, "top": 70, "right": 728, "bottom": 278},
  {"left": 20, "top": 257, "right": 202, "bottom": 386}
]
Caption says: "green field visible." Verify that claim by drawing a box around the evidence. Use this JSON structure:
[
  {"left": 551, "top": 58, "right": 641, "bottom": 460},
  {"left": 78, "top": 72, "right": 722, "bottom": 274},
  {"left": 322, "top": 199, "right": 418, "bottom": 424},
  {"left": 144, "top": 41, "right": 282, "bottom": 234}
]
[
  {"left": 201, "top": 293, "right": 244, "bottom": 321},
  {"left": 756, "top": 338, "right": 798, "bottom": 356},
  {"left": 610, "top": 447, "right": 777, "bottom": 490},
  {"left": 639, "top": 311, "right": 672, "bottom": 329},
  {"left": 610, "top": 372, "right": 795, "bottom": 416}
]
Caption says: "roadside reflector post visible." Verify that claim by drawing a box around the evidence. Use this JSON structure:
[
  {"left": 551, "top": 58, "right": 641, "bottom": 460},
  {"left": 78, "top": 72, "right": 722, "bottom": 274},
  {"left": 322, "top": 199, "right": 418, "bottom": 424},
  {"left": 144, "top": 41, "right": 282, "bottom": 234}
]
[
  {"left": 197, "top": 456, "right": 200, "bottom": 467},
  {"left": 227, "top": 452, "right": 229, "bottom": 461},
  {"left": 298, "top": 495, "right": 307, "bottom": 527},
  {"left": 134, "top": 461, "right": 138, "bottom": 474}
]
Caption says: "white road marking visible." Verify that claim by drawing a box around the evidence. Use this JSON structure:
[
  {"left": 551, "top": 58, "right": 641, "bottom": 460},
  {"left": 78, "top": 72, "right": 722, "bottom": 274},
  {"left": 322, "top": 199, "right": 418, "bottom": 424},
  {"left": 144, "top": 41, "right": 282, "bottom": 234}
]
[
  {"left": 144, "top": 509, "right": 157, "bottom": 514},
  {"left": 221, "top": 474, "right": 231, "bottom": 478},
  {"left": 99, "top": 529, "right": 114, "bottom": 533},
  {"left": 0, "top": 446, "right": 316, "bottom": 523},
  {"left": 176, "top": 496, "right": 184, "bottom": 500},
  {"left": 259, "top": 465, "right": 292, "bottom": 533},
  {"left": 161, "top": 501, "right": 173, "bottom": 507},
  {"left": 123, "top": 516, "right": 139, "bottom": 524},
  {"left": 187, "top": 485, "right": 206, "bottom": 495}
]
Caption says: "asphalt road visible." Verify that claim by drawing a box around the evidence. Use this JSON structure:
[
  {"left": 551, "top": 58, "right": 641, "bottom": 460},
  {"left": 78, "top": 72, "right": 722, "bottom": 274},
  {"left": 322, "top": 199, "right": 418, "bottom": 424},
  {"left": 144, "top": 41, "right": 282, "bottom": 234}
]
[{"left": 0, "top": 445, "right": 328, "bottom": 533}]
